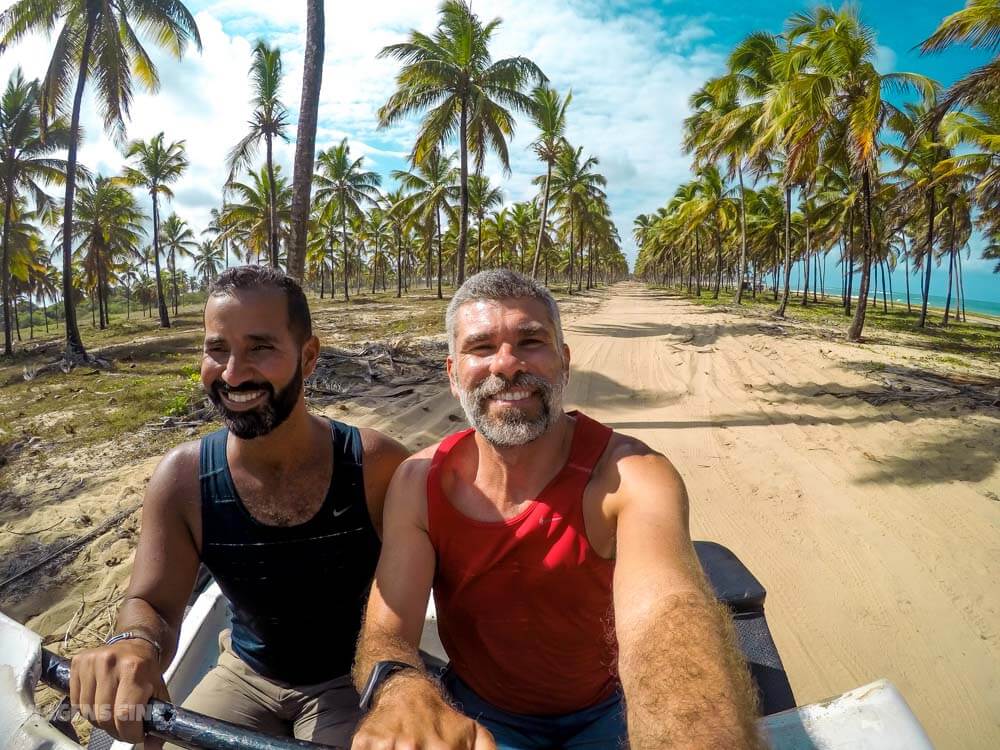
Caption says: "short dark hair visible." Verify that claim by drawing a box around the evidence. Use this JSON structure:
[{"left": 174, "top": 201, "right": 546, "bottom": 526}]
[{"left": 208, "top": 265, "right": 312, "bottom": 343}]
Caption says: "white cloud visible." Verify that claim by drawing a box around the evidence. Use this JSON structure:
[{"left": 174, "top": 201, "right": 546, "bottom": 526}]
[
  {"left": 1, "top": 0, "right": 726, "bottom": 268},
  {"left": 875, "top": 44, "right": 897, "bottom": 74}
]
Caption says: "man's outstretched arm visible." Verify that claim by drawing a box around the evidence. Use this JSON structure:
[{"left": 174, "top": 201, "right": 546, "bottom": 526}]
[
  {"left": 609, "top": 447, "right": 764, "bottom": 750},
  {"left": 351, "top": 456, "right": 495, "bottom": 750}
]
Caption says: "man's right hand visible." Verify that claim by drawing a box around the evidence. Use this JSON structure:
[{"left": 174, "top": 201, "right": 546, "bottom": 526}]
[
  {"left": 351, "top": 677, "right": 496, "bottom": 750},
  {"left": 69, "top": 639, "right": 170, "bottom": 750}
]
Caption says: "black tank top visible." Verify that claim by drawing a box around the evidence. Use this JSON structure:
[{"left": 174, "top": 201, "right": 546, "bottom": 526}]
[{"left": 199, "top": 419, "right": 381, "bottom": 684}]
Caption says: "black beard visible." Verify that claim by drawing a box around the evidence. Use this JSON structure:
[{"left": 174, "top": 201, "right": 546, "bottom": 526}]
[{"left": 206, "top": 361, "right": 303, "bottom": 439}]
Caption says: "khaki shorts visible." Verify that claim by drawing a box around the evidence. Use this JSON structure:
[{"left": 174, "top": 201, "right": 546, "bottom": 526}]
[{"left": 163, "top": 629, "right": 360, "bottom": 749}]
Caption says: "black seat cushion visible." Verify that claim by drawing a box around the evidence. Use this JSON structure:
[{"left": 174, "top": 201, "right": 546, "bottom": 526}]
[{"left": 694, "top": 541, "right": 767, "bottom": 612}]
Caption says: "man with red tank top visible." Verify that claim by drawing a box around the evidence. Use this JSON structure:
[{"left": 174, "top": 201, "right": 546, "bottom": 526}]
[{"left": 351, "top": 270, "right": 763, "bottom": 750}]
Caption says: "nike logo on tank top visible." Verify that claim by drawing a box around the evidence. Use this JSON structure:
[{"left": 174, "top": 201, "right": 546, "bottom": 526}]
[
  {"left": 199, "top": 418, "right": 380, "bottom": 684},
  {"left": 427, "top": 411, "right": 618, "bottom": 716}
]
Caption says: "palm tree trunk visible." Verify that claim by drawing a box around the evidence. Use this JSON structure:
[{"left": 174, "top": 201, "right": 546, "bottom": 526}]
[
  {"left": 152, "top": 195, "right": 170, "bottom": 327},
  {"left": 457, "top": 98, "right": 470, "bottom": 285},
  {"left": 396, "top": 229, "right": 403, "bottom": 298},
  {"left": 13, "top": 295, "right": 20, "bottom": 340},
  {"left": 943, "top": 248, "right": 956, "bottom": 325},
  {"left": 695, "top": 234, "right": 702, "bottom": 297},
  {"left": 476, "top": 217, "right": 484, "bottom": 274},
  {"left": 2, "top": 174, "right": 15, "bottom": 356},
  {"left": 801, "top": 221, "right": 811, "bottom": 306},
  {"left": 95, "top": 246, "right": 105, "bottom": 329},
  {"left": 848, "top": 169, "right": 875, "bottom": 341},
  {"left": 902, "top": 233, "right": 912, "bottom": 313},
  {"left": 918, "top": 188, "right": 935, "bottom": 328},
  {"left": 845, "top": 216, "right": 855, "bottom": 316},
  {"left": 341, "top": 202, "right": 350, "bottom": 301},
  {"left": 734, "top": 162, "right": 748, "bottom": 304},
  {"left": 957, "top": 249, "right": 967, "bottom": 322},
  {"left": 436, "top": 206, "right": 443, "bottom": 300},
  {"left": 59, "top": 13, "right": 99, "bottom": 360},
  {"left": 532, "top": 161, "right": 553, "bottom": 280},
  {"left": 265, "top": 133, "right": 279, "bottom": 268},
  {"left": 43, "top": 300, "right": 48, "bottom": 333},
  {"left": 880, "top": 259, "right": 888, "bottom": 313},
  {"left": 776, "top": 184, "right": 793, "bottom": 318},
  {"left": 812, "top": 251, "right": 819, "bottom": 301},
  {"left": 286, "top": 0, "right": 324, "bottom": 281},
  {"left": 567, "top": 205, "right": 575, "bottom": 295},
  {"left": 588, "top": 239, "right": 593, "bottom": 289},
  {"left": 28, "top": 295, "right": 33, "bottom": 339},
  {"left": 886, "top": 258, "right": 894, "bottom": 310},
  {"left": 943, "top": 200, "right": 958, "bottom": 325},
  {"left": 170, "top": 248, "right": 179, "bottom": 315},
  {"left": 712, "top": 227, "right": 722, "bottom": 299}
]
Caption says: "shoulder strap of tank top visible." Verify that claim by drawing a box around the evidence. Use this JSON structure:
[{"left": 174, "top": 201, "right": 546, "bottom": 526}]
[
  {"left": 426, "top": 428, "right": 475, "bottom": 539},
  {"left": 562, "top": 411, "right": 614, "bottom": 479},
  {"left": 323, "top": 418, "right": 366, "bottom": 518},
  {"left": 199, "top": 427, "right": 235, "bottom": 541}
]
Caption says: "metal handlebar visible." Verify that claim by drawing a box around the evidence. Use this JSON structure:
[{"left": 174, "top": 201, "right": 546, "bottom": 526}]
[{"left": 40, "top": 649, "right": 344, "bottom": 750}]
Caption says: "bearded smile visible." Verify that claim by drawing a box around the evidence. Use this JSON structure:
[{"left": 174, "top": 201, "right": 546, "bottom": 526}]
[
  {"left": 219, "top": 389, "right": 268, "bottom": 409},
  {"left": 488, "top": 389, "right": 537, "bottom": 405}
]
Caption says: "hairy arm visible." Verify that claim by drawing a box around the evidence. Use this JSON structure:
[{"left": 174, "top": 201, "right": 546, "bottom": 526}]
[
  {"left": 609, "top": 446, "right": 763, "bottom": 750},
  {"left": 351, "top": 453, "right": 493, "bottom": 749},
  {"left": 70, "top": 443, "right": 202, "bottom": 747}
]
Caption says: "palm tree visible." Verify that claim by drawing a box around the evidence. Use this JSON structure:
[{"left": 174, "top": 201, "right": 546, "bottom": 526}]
[
  {"left": 35, "top": 262, "right": 61, "bottom": 332},
  {"left": 2, "top": 198, "right": 46, "bottom": 343},
  {"left": 920, "top": 0, "right": 1000, "bottom": 115},
  {"left": 382, "top": 188, "right": 411, "bottom": 298},
  {"left": 228, "top": 41, "right": 289, "bottom": 268},
  {"left": 193, "top": 240, "right": 224, "bottom": 287},
  {"left": 780, "top": 7, "right": 934, "bottom": 339},
  {"left": 392, "top": 150, "right": 459, "bottom": 298},
  {"left": 159, "top": 213, "right": 198, "bottom": 314},
  {"left": 72, "top": 176, "right": 144, "bottom": 329},
  {"left": 203, "top": 206, "right": 233, "bottom": 268},
  {"left": 509, "top": 201, "right": 537, "bottom": 274},
  {"left": 313, "top": 138, "right": 382, "bottom": 301},
  {"left": 286, "top": 0, "right": 326, "bottom": 281},
  {"left": 0, "top": 0, "right": 201, "bottom": 360},
  {"left": 377, "top": 0, "right": 545, "bottom": 286},
  {"left": 120, "top": 133, "right": 188, "bottom": 328},
  {"left": 221, "top": 165, "right": 293, "bottom": 265},
  {"left": 684, "top": 75, "right": 758, "bottom": 303},
  {"left": 544, "top": 145, "right": 606, "bottom": 293},
  {"left": 0, "top": 68, "right": 71, "bottom": 355},
  {"left": 885, "top": 97, "right": 953, "bottom": 326},
  {"left": 689, "top": 166, "right": 737, "bottom": 299},
  {"left": 528, "top": 85, "right": 571, "bottom": 279},
  {"left": 468, "top": 173, "right": 503, "bottom": 274}
]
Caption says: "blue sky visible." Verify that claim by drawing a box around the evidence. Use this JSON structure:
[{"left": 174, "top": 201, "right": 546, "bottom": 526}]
[{"left": 1, "top": 0, "right": 996, "bottom": 303}]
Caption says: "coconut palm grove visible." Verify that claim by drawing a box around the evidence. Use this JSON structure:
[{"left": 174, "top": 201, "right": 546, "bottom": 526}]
[{"left": 0, "top": 1, "right": 995, "bottom": 361}]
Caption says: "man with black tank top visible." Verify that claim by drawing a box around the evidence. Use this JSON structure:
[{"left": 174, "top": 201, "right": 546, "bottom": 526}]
[
  {"left": 351, "top": 270, "right": 764, "bottom": 750},
  {"left": 69, "top": 266, "right": 409, "bottom": 749}
]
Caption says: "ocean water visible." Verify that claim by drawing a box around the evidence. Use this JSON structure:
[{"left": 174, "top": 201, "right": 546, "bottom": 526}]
[{"left": 807, "top": 288, "right": 1000, "bottom": 318}]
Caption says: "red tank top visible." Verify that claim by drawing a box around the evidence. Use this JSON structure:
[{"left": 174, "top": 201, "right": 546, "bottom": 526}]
[{"left": 427, "top": 411, "right": 618, "bottom": 716}]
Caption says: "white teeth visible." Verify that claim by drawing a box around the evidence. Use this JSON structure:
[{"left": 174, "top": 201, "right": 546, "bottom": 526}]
[
  {"left": 227, "top": 390, "right": 263, "bottom": 403},
  {"left": 492, "top": 390, "right": 531, "bottom": 402}
]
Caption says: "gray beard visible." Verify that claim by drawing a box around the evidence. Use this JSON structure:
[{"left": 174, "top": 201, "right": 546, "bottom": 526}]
[{"left": 457, "top": 371, "right": 566, "bottom": 447}]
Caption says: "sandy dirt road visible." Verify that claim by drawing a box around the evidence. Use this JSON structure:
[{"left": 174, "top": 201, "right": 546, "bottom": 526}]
[
  {"left": 360, "top": 284, "right": 1000, "bottom": 749},
  {"left": 6, "top": 285, "right": 998, "bottom": 748}
]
